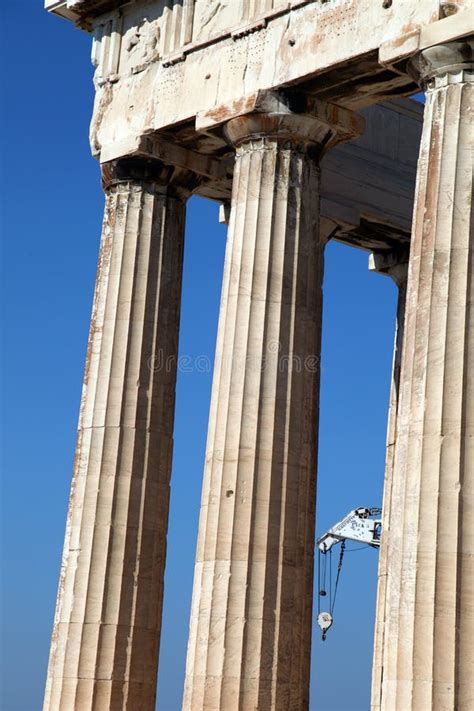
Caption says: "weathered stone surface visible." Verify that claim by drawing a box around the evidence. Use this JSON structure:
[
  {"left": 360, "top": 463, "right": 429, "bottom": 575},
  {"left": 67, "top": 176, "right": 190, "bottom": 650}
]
[
  {"left": 183, "top": 106, "right": 360, "bottom": 711},
  {"left": 376, "top": 40, "right": 474, "bottom": 710},
  {"left": 84, "top": 0, "right": 442, "bottom": 152},
  {"left": 43, "top": 170, "right": 187, "bottom": 711},
  {"left": 45, "top": 1, "right": 473, "bottom": 145}
]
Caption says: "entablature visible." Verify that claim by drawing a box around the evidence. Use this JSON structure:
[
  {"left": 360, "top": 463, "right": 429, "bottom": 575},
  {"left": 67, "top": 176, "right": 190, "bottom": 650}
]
[
  {"left": 45, "top": 1, "right": 471, "bottom": 252},
  {"left": 47, "top": 0, "right": 472, "bottom": 97}
]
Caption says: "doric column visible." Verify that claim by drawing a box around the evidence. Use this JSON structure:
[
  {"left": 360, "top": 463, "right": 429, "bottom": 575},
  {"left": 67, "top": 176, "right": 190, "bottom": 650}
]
[
  {"left": 44, "top": 159, "right": 192, "bottom": 711},
  {"left": 368, "top": 248, "right": 409, "bottom": 711},
  {"left": 378, "top": 40, "right": 474, "bottom": 710},
  {"left": 183, "top": 100, "right": 362, "bottom": 710}
]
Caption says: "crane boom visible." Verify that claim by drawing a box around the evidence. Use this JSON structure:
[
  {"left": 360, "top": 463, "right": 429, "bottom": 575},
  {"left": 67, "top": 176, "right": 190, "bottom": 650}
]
[{"left": 317, "top": 507, "right": 382, "bottom": 553}]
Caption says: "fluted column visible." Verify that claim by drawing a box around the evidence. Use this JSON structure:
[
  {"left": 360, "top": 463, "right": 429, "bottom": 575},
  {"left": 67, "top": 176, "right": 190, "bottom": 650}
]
[
  {"left": 368, "top": 249, "right": 409, "bottom": 711},
  {"left": 378, "top": 40, "right": 474, "bottom": 710},
  {"left": 183, "top": 100, "right": 362, "bottom": 710},
  {"left": 44, "top": 159, "right": 191, "bottom": 711}
]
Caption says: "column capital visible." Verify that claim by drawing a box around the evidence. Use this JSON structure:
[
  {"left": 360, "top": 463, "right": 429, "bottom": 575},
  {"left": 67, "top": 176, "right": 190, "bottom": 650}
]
[
  {"left": 101, "top": 156, "right": 201, "bottom": 199},
  {"left": 223, "top": 93, "right": 363, "bottom": 158},
  {"left": 408, "top": 37, "right": 474, "bottom": 90}
]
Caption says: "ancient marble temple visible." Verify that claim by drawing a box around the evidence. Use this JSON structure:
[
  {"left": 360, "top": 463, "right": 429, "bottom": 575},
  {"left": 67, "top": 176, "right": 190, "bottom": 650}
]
[{"left": 44, "top": 1, "right": 473, "bottom": 709}]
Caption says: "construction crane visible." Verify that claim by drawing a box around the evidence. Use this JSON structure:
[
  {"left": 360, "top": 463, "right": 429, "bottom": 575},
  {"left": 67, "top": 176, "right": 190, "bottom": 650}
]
[{"left": 316, "top": 507, "right": 382, "bottom": 640}]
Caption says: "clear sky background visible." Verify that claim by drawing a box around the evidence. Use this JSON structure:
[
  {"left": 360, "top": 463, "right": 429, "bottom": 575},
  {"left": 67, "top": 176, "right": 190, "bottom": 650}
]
[{"left": 1, "top": 3, "right": 422, "bottom": 710}]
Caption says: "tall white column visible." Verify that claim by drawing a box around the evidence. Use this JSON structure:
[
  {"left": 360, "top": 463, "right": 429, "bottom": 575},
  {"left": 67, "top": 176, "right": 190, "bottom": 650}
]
[
  {"left": 368, "top": 249, "right": 409, "bottom": 711},
  {"left": 183, "top": 101, "right": 361, "bottom": 710},
  {"left": 44, "top": 160, "right": 190, "bottom": 711},
  {"left": 378, "top": 40, "right": 474, "bottom": 710}
]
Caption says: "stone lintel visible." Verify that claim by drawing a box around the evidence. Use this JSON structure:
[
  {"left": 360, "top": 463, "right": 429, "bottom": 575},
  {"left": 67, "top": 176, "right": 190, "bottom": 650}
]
[
  {"left": 419, "top": 7, "right": 474, "bottom": 50},
  {"left": 196, "top": 90, "right": 364, "bottom": 140},
  {"left": 379, "top": 7, "right": 474, "bottom": 68}
]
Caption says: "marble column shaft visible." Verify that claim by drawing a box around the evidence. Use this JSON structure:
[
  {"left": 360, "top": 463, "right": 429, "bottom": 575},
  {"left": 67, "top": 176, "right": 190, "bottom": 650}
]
[
  {"left": 44, "top": 163, "right": 187, "bottom": 711},
  {"left": 369, "top": 250, "right": 409, "bottom": 711},
  {"left": 183, "top": 104, "right": 361, "bottom": 710},
  {"left": 379, "top": 40, "right": 474, "bottom": 711}
]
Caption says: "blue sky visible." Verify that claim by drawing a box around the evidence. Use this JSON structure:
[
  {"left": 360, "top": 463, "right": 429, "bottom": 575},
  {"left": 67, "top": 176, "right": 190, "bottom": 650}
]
[{"left": 1, "top": 3, "right": 420, "bottom": 710}]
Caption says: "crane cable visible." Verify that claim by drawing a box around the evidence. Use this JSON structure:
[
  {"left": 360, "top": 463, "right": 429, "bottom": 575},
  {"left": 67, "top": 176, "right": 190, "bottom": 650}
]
[
  {"left": 330, "top": 540, "right": 345, "bottom": 616},
  {"left": 317, "top": 540, "right": 346, "bottom": 639}
]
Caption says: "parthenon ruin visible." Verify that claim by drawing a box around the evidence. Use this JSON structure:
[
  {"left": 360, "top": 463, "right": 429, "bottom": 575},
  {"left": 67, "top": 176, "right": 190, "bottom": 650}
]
[{"left": 43, "top": 1, "right": 473, "bottom": 709}]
